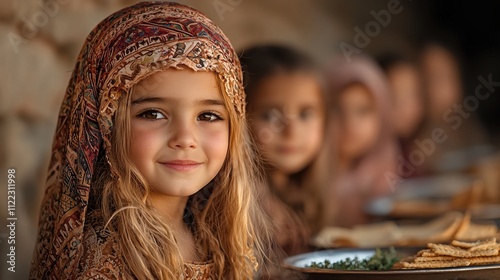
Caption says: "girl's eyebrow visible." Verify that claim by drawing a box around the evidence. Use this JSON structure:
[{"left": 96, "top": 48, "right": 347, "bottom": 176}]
[
  {"left": 131, "top": 96, "right": 225, "bottom": 107},
  {"left": 131, "top": 96, "right": 165, "bottom": 105},
  {"left": 200, "top": 99, "right": 225, "bottom": 107}
]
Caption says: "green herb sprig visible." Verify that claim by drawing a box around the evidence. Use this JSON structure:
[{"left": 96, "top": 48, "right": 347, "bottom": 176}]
[{"left": 306, "top": 247, "right": 399, "bottom": 270}]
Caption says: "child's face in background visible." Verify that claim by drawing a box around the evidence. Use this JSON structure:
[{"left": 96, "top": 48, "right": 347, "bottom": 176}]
[
  {"left": 387, "top": 63, "right": 424, "bottom": 139},
  {"left": 421, "top": 45, "right": 462, "bottom": 120},
  {"left": 337, "top": 83, "right": 380, "bottom": 161},
  {"left": 129, "top": 69, "right": 229, "bottom": 199},
  {"left": 249, "top": 72, "right": 324, "bottom": 174}
]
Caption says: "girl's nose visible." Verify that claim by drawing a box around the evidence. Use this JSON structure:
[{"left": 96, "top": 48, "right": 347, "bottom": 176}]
[
  {"left": 282, "top": 117, "right": 299, "bottom": 137},
  {"left": 167, "top": 120, "right": 197, "bottom": 149}
]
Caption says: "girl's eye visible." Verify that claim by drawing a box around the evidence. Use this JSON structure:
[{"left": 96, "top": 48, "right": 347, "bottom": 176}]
[
  {"left": 300, "top": 109, "right": 315, "bottom": 120},
  {"left": 198, "top": 112, "right": 222, "bottom": 122},
  {"left": 138, "top": 110, "right": 166, "bottom": 120},
  {"left": 261, "top": 110, "right": 282, "bottom": 123}
]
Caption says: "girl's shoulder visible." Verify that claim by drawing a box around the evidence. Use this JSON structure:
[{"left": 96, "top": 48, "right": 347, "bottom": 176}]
[{"left": 77, "top": 210, "right": 131, "bottom": 279}]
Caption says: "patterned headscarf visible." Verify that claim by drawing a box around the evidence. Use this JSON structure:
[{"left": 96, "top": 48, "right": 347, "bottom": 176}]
[{"left": 30, "top": 2, "right": 244, "bottom": 278}]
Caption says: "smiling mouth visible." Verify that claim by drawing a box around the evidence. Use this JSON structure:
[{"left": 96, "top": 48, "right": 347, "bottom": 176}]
[
  {"left": 277, "top": 146, "right": 301, "bottom": 154},
  {"left": 159, "top": 160, "right": 202, "bottom": 172}
]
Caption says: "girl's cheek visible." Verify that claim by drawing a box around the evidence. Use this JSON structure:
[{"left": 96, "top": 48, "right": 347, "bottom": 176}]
[
  {"left": 132, "top": 124, "right": 157, "bottom": 144},
  {"left": 306, "top": 118, "right": 324, "bottom": 147},
  {"left": 314, "top": 119, "right": 325, "bottom": 140},
  {"left": 359, "top": 117, "right": 380, "bottom": 142},
  {"left": 204, "top": 127, "right": 229, "bottom": 153},
  {"left": 207, "top": 129, "right": 229, "bottom": 148},
  {"left": 129, "top": 125, "right": 164, "bottom": 158}
]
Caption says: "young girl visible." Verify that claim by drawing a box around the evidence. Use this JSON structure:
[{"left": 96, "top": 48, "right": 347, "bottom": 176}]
[
  {"left": 30, "top": 2, "right": 270, "bottom": 279},
  {"left": 377, "top": 52, "right": 425, "bottom": 178},
  {"left": 417, "top": 39, "right": 488, "bottom": 175},
  {"left": 324, "top": 56, "right": 400, "bottom": 227},
  {"left": 239, "top": 45, "right": 327, "bottom": 255}
]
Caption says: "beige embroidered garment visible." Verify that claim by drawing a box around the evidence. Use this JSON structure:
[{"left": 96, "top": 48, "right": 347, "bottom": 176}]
[{"left": 30, "top": 2, "right": 245, "bottom": 279}]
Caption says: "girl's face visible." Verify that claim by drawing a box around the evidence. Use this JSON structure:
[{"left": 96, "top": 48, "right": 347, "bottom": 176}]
[
  {"left": 129, "top": 69, "right": 229, "bottom": 199},
  {"left": 249, "top": 72, "right": 324, "bottom": 174},
  {"left": 337, "top": 83, "right": 380, "bottom": 161},
  {"left": 421, "top": 45, "right": 461, "bottom": 120},
  {"left": 387, "top": 63, "right": 424, "bottom": 138}
]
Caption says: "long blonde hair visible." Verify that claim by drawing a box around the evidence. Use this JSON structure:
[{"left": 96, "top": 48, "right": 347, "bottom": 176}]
[{"left": 93, "top": 73, "right": 272, "bottom": 279}]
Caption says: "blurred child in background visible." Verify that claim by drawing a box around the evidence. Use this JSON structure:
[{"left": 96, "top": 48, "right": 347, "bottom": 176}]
[
  {"left": 378, "top": 52, "right": 426, "bottom": 177},
  {"left": 324, "top": 56, "right": 400, "bottom": 227},
  {"left": 240, "top": 45, "right": 328, "bottom": 255},
  {"left": 417, "top": 37, "right": 489, "bottom": 175}
]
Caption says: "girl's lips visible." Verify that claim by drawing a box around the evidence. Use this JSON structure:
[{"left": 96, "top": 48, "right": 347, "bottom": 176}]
[
  {"left": 159, "top": 160, "right": 202, "bottom": 171},
  {"left": 277, "top": 146, "right": 301, "bottom": 154}
]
